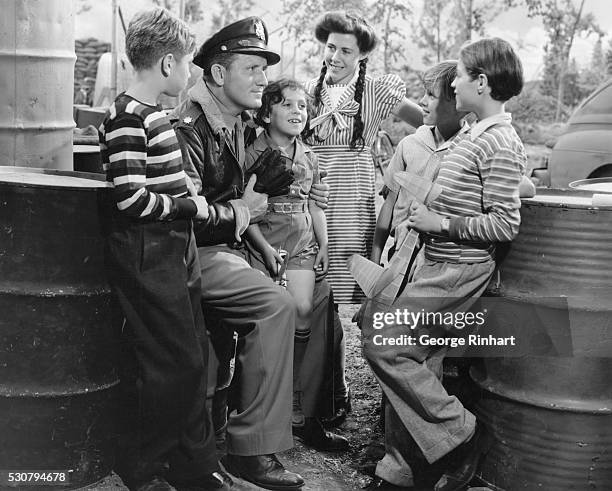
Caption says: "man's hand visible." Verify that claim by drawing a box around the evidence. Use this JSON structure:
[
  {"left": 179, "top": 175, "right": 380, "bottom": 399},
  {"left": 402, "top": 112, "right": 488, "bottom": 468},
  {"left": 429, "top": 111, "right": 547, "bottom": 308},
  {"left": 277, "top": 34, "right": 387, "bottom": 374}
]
[
  {"left": 309, "top": 170, "right": 329, "bottom": 209},
  {"left": 242, "top": 174, "right": 268, "bottom": 221},
  {"left": 406, "top": 201, "right": 443, "bottom": 233},
  {"left": 188, "top": 195, "right": 210, "bottom": 220}
]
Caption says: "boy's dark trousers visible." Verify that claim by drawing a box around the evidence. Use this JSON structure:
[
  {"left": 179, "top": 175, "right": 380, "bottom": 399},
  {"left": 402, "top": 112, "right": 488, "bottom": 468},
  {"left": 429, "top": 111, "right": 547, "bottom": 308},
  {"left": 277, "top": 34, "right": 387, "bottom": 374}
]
[{"left": 104, "top": 217, "right": 218, "bottom": 487}]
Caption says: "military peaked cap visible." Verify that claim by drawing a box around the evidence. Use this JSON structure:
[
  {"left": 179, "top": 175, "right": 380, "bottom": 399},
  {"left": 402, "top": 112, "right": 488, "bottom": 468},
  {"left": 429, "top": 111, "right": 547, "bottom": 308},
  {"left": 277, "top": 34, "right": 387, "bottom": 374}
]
[{"left": 193, "top": 16, "right": 280, "bottom": 68}]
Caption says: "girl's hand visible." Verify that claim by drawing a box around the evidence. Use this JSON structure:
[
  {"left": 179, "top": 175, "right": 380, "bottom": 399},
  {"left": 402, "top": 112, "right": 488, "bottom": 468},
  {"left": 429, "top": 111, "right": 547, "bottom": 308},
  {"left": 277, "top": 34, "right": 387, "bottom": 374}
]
[
  {"left": 262, "top": 246, "right": 284, "bottom": 278},
  {"left": 313, "top": 243, "right": 329, "bottom": 275},
  {"left": 406, "top": 201, "right": 443, "bottom": 233}
]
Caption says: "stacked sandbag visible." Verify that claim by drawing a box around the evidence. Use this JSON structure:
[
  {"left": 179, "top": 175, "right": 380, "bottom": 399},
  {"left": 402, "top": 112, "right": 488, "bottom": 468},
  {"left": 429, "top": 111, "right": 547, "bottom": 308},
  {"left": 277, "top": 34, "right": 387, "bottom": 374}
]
[{"left": 74, "top": 38, "right": 110, "bottom": 103}]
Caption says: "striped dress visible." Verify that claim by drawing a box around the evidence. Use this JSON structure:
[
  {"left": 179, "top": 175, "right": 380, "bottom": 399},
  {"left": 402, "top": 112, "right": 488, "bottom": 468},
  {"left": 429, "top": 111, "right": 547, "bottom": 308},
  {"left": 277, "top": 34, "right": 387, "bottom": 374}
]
[{"left": 305, "top": 74, "right": 405, "bottom": 303}]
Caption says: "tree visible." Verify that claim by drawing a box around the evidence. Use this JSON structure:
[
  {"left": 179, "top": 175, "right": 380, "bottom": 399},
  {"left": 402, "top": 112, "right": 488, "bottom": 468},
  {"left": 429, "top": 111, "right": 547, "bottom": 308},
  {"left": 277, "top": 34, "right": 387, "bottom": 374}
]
[
  {"left": 413, "top": 0, "right": 509, "bottom": 64},
  {"left": 151, "top": 0, "right": 204, "bottom": 23},
  {"left": 370, "top": 0, "right": 413, "bottom": 73},
  {"left": 413, "top": 0, "right": 450, "bottom": 64},
  {"left": 517, "top": 0, "right": 602, "bottom": 121},
  {"left": 586, "top": 37, "right": 605, "bottom": 86},
  {"left": 280, "top": 0, "right": 366, "bottom": 47},
  {"left": 605, "top": 38, "right": 612, "bottom": 77},
  {"left": 211, "top": 0, "right": 256, "bottom": 32}
]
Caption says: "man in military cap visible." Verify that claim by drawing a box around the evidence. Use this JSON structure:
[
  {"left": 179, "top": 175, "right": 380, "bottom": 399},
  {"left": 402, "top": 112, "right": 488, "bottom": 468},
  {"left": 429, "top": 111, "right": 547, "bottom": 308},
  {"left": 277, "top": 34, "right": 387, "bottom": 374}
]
[{"left": 173, "top": 16, "right": 337, "bottom": 491}]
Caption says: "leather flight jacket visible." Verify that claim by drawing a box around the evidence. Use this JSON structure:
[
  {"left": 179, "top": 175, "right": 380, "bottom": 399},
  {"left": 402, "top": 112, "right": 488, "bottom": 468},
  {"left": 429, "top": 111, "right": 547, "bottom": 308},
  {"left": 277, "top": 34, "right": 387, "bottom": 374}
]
[{"left": 173, "top": 97, "right": 256, "bottom": 247}]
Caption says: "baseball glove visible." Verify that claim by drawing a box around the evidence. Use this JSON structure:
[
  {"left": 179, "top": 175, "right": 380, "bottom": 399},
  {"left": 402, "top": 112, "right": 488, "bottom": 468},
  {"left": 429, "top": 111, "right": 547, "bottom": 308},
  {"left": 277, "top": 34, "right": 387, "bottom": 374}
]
[{"left": 247, "top": 147, "right": 295, "bottom": 197}]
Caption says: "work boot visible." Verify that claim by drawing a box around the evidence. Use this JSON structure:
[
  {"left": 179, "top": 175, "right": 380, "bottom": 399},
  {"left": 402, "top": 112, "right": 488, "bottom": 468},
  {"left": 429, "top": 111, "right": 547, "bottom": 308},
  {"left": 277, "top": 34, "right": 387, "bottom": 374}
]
[
  {"left": 293, "top": 417, "right": 349, "bottom": 452},
  {"left": 434, "top": 423, "right": 490, "bottom": 491}
]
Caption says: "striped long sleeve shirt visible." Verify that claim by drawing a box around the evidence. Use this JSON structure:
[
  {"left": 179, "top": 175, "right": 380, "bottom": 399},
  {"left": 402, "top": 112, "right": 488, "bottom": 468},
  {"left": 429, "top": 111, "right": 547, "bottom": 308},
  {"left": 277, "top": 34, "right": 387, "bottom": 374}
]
[
  {"left": 99, "top": 94, "right": 196, "bottom": 221},
  {"left": 426, "top": 113, "right": 527, "bottom": 263}
]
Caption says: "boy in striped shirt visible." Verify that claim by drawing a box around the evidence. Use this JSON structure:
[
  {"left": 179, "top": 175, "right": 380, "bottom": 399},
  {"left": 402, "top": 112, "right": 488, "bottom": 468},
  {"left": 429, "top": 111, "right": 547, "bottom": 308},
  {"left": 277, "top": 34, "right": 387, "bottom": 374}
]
[
  {"left": 363, "top": 38, "right": 527, "bottom": 491},
  {"left": 99, "top": 9, "right": 228, "bottom": 491}
]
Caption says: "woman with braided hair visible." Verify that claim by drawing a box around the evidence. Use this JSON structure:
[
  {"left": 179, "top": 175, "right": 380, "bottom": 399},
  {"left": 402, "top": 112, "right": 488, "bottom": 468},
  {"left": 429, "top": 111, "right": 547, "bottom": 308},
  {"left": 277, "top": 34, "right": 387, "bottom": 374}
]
[
  {"left": 305, "top": 11, "right": 423, "bottom": 304},
  {"left": 303, "top": 11, "right": 423, "bottom": 429}
]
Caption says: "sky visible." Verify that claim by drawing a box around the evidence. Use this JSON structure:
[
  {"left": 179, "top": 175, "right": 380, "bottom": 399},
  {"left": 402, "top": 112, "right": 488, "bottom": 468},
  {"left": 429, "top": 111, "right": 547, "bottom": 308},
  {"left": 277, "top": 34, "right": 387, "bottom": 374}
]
[{"left": 75, "top": 0, "right": 612, "bottom": 81}]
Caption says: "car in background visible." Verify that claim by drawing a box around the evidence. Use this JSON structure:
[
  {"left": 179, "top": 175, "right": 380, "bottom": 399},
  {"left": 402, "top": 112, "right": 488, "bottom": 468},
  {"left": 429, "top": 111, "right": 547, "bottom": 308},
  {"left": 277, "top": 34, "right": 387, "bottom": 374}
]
[{"left": 531, "top": 78, "right": 612, "bottom": 188}]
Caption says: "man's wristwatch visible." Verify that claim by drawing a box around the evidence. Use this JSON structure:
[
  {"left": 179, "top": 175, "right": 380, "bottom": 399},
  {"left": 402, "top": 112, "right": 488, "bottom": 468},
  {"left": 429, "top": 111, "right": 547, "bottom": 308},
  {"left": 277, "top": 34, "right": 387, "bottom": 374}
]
[{"left": 440, "top": 217, "right": 450, "bottom": 234}]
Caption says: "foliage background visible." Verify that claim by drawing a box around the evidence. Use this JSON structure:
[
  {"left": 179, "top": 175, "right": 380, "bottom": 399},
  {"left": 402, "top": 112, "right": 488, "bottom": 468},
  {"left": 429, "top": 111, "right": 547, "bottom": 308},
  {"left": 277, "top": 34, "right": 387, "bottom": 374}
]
[{"left": 76, "top": 0, "right": 612, "bottom": 144}]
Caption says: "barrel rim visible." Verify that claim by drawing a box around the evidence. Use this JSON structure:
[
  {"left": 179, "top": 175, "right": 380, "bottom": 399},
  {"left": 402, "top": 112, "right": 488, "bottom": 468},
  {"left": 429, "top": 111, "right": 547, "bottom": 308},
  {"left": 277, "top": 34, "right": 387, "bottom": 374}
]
[
  {"left": 569, "top": 177, "right": 612, "bottom": 193},
  {"left": 0, "top": 166, "right": 109, "bottom": 189},
  {"left": 522, "top": 187, "right": 612, "bottom": 209}
]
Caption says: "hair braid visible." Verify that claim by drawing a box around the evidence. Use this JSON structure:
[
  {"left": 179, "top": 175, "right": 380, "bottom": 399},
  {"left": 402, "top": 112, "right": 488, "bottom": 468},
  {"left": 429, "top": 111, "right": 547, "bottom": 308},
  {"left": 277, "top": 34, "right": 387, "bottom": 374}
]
[
  {"left": 350, "top": 58, "right": 367, "bottom": 150},
  {"left": 303, "top": 61, "right": 327, "bottom": 144},
  {"left": 313, "top": 61, "right": 327, "bottom": 108}
]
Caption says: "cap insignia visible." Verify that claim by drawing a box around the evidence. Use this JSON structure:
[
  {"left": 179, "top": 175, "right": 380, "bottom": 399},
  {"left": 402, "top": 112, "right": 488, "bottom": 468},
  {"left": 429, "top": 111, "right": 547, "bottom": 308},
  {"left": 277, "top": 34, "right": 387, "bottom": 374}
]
[
  {"left": 254, "top": 20, "right": 265, "bottom": 41},
  {"left": 183, "top": 116, "right": 193, "bottom": 124}
]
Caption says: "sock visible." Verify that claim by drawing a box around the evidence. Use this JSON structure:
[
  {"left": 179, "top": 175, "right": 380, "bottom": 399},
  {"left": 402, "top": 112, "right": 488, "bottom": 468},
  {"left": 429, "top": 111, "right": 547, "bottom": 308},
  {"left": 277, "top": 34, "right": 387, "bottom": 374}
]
[
  {"left": 293, "top": 328, "right": 311, "bottom": 383},
  {"left": 293, "top": 329, "right": 311, "bottom": 426}
]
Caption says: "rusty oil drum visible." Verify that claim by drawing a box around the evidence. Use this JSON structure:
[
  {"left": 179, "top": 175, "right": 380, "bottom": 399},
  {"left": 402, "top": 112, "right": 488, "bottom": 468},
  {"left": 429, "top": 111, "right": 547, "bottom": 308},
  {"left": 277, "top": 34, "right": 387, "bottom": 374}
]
[
  {"left": 473, "top": 189, "right": 612, "bottom": 489},
  {"left": 0, "top": 168, "right": 118, "bottom": 489}
]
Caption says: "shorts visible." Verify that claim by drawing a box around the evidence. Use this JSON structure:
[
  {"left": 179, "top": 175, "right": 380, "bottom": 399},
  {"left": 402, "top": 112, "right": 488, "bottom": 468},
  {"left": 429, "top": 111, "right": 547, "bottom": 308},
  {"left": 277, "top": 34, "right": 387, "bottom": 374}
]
[{"left": 255, "top": 209, "right": 318, "bottom": 271}]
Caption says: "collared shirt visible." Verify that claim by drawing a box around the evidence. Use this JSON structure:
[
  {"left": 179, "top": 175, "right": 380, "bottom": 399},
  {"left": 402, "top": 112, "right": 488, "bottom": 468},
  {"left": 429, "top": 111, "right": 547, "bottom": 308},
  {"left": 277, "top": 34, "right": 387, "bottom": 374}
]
[
  {"left": 426, "top": 112, "right": 527, "bottom": 263},
  {"left": 245, "top": 131, "right": 320, "bottom": 201},
  {"left": 186, "top": 79, "right": 247, "bottom": 168},
  {"left": 385, "top": 124, "right": 469, "bottom": 233},
  {"left": 469, "top": 112, "right": 513, "bottom": 140}
]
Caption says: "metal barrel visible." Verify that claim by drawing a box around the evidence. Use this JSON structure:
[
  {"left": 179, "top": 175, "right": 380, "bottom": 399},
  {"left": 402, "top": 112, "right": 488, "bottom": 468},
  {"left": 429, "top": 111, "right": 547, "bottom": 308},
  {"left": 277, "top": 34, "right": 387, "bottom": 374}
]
[
  {"left": 474, "top": 188, "right": 612, "bottom": 490},
  {"left": 0, "top": 168, "right": 118, "bottom": 489},
  {"left": 0, "top": 0, "right": 75, "bottom": 169}
]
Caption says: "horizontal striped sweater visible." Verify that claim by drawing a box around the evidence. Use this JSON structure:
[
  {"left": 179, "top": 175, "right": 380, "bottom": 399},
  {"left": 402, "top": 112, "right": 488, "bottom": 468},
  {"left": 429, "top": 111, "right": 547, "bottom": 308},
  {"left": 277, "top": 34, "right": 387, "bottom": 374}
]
[
  {"left": 426, "top": 113, "right": 526, "bottom": 263},
  {"left": 99, "top": 94, "right": 196, "bottom": 221}
]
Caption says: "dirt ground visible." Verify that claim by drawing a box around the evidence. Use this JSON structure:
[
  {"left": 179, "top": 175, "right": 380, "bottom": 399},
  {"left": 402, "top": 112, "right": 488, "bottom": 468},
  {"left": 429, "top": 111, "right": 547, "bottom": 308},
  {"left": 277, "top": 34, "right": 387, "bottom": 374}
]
[
  {"left": 279, "top": 304, "right": 384, "bottom": 491},
  {"left": 92, "top": 304, "right": 383, "bottom": 491},
  {"left": 94, "top": 304, "right": 489, "bottom": 491}
]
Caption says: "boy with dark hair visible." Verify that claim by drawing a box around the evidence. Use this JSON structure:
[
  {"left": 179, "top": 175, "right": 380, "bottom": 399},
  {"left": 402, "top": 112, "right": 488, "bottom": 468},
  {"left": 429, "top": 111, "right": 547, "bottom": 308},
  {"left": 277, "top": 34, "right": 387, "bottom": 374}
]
[
  {"left": 99, "top": 8, "right": 226, "bottom": 491},
  {"left": 243, "top": 78, "right": 348, "bottom": 452},
  {"left": 361, "top": 38, "right": 530, "bottom": 491}
]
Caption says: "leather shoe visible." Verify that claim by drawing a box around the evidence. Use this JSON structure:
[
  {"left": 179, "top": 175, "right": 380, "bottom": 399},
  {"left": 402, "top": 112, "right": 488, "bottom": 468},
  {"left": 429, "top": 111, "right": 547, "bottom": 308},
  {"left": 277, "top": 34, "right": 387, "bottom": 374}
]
[
  {"left": 133, "top": 476, "right": 176, "bottom": 491},
  {"left": 223, "top": 453, "right": 304, "bottom": 490},
  {"left": 172, "top": 470, "right": 232, "bottom": 490},
  {"left": 364, "top": 476, "right": 414, "bottom": 490},
  {"left": 293, "top": 417, "right": 349, "bottom": 452},
  {"left": 434, "top": 423, "right": 490, "bottom": 491}
]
